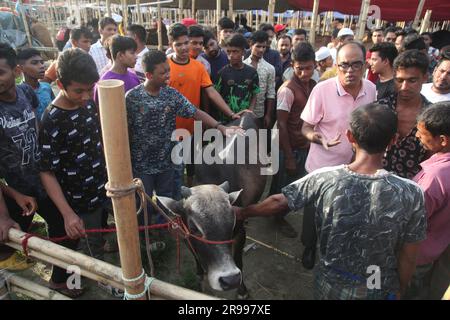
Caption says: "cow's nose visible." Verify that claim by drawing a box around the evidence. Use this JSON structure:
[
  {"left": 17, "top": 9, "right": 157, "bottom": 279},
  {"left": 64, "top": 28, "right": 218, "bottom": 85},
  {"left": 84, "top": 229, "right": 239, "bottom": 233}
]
[{"left": 219, "top": 272, "right": 241, "bottom": 290}]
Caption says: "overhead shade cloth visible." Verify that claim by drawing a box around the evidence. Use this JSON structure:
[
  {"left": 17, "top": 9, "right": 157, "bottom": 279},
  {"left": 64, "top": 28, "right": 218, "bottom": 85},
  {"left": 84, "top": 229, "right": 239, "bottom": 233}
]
[{"left": 287, "top": 0, "right": 450, "bottom": 21}]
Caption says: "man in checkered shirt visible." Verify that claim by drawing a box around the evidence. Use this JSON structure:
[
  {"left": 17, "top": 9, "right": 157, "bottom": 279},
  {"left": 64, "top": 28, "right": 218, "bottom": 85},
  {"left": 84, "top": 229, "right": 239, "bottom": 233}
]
[{"left": 89, "top": 17, "right": 118, "bottom": 73}]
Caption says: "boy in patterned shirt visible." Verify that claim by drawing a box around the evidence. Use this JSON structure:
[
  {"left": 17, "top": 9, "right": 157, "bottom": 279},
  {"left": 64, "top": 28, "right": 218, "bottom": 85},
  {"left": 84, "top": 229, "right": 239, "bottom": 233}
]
[{"left": 39, "top": 49, "right": 120, "bottom": 297}]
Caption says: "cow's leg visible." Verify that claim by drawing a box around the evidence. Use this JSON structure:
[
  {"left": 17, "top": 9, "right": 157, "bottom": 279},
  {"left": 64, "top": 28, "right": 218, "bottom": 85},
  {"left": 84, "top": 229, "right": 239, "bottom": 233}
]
[{"left": 233, "top": 221, "right": 249, "bottom": 299}]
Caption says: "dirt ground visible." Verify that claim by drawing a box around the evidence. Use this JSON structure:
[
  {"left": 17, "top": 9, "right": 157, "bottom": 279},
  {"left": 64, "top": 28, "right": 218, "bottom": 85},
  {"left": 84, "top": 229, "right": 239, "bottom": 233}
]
[{"left": 8, "top": 177, "right": 314, "bottom": 300}]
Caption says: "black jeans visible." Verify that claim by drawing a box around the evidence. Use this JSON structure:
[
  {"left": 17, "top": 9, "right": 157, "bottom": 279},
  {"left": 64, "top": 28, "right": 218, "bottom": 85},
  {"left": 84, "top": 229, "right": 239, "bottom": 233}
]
[{"left": 0, "top": 195, "right": 78, "bottom": 284}]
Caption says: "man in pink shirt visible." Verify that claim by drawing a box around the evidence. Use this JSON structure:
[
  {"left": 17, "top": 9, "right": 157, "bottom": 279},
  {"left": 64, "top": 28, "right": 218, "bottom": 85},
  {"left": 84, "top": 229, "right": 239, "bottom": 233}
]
[
  {"left": 408, "top": 102, "right": 450, "bottom": 299},
  {"left": 299, "top": 42, "right": 376, "bottom": 269}
]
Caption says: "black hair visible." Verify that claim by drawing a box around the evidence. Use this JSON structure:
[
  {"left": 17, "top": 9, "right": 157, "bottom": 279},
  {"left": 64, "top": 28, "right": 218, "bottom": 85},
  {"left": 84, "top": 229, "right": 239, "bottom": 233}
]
[
  {"left": 293, "top": 28, "right": 307, "bottom": 37},
  {"left": 393, "top": 49, "right": 429, "bottom": 75},
  {"left": 383, "top": 27, "right": 397, "bottom": 37},
  {"left": 395, "top": 30, "right": 406, "bottom": 37},
  {"left": 169, "top": 23, "right": 188, "bottom": 41},
  {"left": 56, "top": 48, "right": 99, "bottom": 88},
  {"left": 437, "top": 47, "right": 450, "bottom": 67},
  {"left": 277, "top": 34, "right": 292, "bottom": 43},
  {"left": 291, "top": 42, "right": 315, "bottom": 63},
  {"left": 250, "top": 30, "right": 269, "bottom": 45},
  {"left": 99, "top": 17, "right": 117, "bottom": 30},
  {"left": 128, "top": 24, "right": 147, "bottom": 43},
  {"left": 0, "top": 42, "right": 17, "bottom": 68},
  {"left": 240, "top": 16, "right": 247, "bottom": 26},
  {"left": 417, "top": 102, "right": 450, "bottom": 137},
  {"left": 369, "top": 42, "right": 398, "bottom": 66},
  {"left": 258, "top": 23, "right": 275, "bottom": 33},
  {"left": 203, "top": 30, "right": 216, "bottom": 48},
  {"left": 332, "top": 28, "right": 340, "bottom": 39},
  {"left": 421, "top": 32, "right": 433, "bottom": 40},
  {"left": 70, "top": 27, "right": 93, "bottom": 42},
  {"left": 142, "top": 49, "right": 167, "bottom": 73},
  {"left": 109, "top": 35, "right": 137, "bottom": 60},
  {"left": 372, "top": 27, "right": 384, "bottom": 34},
  {"left": 336, "top": 41, "right": 366, "bottom": 61},
  {"left": 403, "top": 34, "right": 426, "bottom": 51},
  {"left": 350, "top": 103, "right": 398, "bottom": 154},
  {"left": 218, "top": 17, "right": 235, "bottom": 31},
  {"left": 224, "top": 33, "right": 247, "bottom": 50},
  {"left": 17, "top": 48, "right": 41, "bottom": 64},
  {"left": 188, "top": 25, "right": 205, "bottom": 38}
]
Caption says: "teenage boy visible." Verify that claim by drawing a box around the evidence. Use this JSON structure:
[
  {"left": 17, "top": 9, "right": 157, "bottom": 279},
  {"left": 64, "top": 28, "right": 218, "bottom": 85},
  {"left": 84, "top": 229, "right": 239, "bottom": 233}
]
[
  {"left": 94, "top": 35, "right": 140, "bottom": 103},
  {"left": 39, "top": 49, "right": 120, "bottom": 297},
  {"left": 89, "top": 17, "right": 118, "bottom": 73},
  {"left": 273, "top": 43, "right": 317, "bottom": 238},
  {"left": 407, "top": 102, "right": 450, "bottom": 299},
  {"left": 0, "top": 43, "right": 77, "bottom": 296},
  {"left": 17, "top": 48, "right": 55, "bottom": 120},
  {"left": 125, "top": 50, "right": 242, "bottom": 226},
  {"left": 126, "top": 24, "right": 149, "bottom": 82},
  {"left": 369, "top": 42, "right": 398, "bottom": 99},
  {"left": 216, "top": 33, "right": 260, "bottom": 118},
  {"left": 43, "top": 27, "right": 93, "bottom": 84},
  {"left": 217, "top": 17, "right": 235, "bottom": 48},
  {"left": 201, "top": 31, "right": 229, "bottom": 84},
  {"left": 243, "top": 31, "right": 275, "bottom": 127},
  {"left": 235, "top": 103, "right": 426, "bottom": 300},
  {"left": 188, "top": 25, "right": 211, "bottom": 74}
]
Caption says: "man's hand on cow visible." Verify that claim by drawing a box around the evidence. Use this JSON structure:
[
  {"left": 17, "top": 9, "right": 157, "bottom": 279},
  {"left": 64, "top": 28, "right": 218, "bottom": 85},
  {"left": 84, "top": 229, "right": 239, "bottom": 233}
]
[
  {"left": 0, "top": 216, "right": 21, "bottom": 243},
  {"left": 231, "top": 109, "right": 254, "bottom": 120},
  {"left": 219, "top": 125, "right": 245, "bottom": 137},
  {"left": 233, "top": 206, "right": 246, "bottom": 221}
]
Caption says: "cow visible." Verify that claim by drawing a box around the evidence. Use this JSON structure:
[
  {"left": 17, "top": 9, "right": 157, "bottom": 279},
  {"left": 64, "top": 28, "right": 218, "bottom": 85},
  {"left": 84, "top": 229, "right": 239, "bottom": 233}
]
[{"left": 157, "top": 113, "right": 271, "bottom": 299}]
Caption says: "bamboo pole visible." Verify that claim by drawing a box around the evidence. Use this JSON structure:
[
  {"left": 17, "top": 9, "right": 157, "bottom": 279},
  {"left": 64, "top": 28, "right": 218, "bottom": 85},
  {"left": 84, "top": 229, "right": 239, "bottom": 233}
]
[
  {"left": 6, "top": 273, "right": 71, "bottom": 300},
  {"left": 216, "top": 0, "right": 221, "bottom": 28},
  {"left": 309, "top": 0, "right": 319, "bottom": 48},
  {"left": 443, "top": 284, "right": 450, "bottom": 300},
  {"left": 18, "top": 0, "right": 33, "bottom": 47},
  {"left": 97, "top": 80, "right": 145, "bottom": 300},
  {"left": 419, "top": 9, "right": 432, "bottom": 34},
  {"left": 255, "top": 10, "right": 259, "bottom": 29},
  {"left": 106, "top": 0, "right": 111, "bottom": 17},
  {"left": 136, "top": 0, "right": 142, "bottom": 25},
  {"left": 192, "top": 0, "right": 196, "bottom": 19},
  {"left": 157, "top": 2, "right": 163, "bottom": 51},
  {"left": 357, "top": 0, "right": 370, "bottom": 41},
  {"left": 268, "top": 0, "right": 275, "bottom": 25},
  {"left": 412, "top": 0, "right": 426, "bottom": 30},
  {"left": 228, "top": 0, "right": 233, "bottom": 19},
  {"left": 178, "top": 0, "right": 183, "bottom": 21}
]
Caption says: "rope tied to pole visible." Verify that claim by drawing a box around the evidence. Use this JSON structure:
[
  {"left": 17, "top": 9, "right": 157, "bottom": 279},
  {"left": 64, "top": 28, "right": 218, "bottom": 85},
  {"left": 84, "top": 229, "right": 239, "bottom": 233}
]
[{"left": 121, "top": 268, "right": 155, "bottom": 300}]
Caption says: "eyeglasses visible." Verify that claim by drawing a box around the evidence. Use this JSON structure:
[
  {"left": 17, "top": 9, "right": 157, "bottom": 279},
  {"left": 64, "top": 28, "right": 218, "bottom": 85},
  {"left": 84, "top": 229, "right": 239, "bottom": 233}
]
[{"left": 337, "top": 61, "right": 364, "bottom": 71}]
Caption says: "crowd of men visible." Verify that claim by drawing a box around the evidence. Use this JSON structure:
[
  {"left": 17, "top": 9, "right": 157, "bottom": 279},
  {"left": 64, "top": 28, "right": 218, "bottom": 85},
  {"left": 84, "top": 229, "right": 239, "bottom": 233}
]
[{"left": 0, "top": 14, "right": 449, "bottom": 300}]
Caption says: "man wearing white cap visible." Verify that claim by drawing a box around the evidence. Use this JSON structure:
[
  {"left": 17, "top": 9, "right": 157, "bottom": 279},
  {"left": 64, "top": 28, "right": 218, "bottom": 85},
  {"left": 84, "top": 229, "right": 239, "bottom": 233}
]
[
  {"left": 321, "top": 28, "right": 355, "bottom": 81},
  {"left": 315, "top": 47, "right": 333, "bottom": 78}
]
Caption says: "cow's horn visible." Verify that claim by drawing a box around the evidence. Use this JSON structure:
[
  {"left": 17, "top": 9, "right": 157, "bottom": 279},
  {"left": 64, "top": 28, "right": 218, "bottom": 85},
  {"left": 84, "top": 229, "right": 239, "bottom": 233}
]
[
  {"left": 181, "top": 186, "right": 192, "bottom": 198},
  {"left": 218, "top": 181, "right": 230, "bottom": 192}
]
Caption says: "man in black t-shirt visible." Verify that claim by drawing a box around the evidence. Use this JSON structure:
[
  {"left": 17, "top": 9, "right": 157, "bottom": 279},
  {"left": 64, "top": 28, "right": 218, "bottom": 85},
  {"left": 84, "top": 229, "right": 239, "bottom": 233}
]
[
  {"left": 369, "top": 42, "right": 398, "bottom": 100},
  {"left": 0, "top": 43, "right": 77, "bottom": 294}
]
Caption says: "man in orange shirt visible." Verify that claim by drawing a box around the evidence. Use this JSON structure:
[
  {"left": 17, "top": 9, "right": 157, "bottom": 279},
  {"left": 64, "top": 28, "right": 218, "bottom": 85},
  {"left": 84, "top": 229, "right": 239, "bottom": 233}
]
[{"left": 167, "top": 23, "right": 246, "bottom": 189}]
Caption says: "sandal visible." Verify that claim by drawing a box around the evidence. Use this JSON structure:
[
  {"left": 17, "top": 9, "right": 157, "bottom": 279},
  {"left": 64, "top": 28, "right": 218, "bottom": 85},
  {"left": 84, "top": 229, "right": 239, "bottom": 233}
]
[{"left": 49, "top": 280, "right": 85, "bottom": 299}]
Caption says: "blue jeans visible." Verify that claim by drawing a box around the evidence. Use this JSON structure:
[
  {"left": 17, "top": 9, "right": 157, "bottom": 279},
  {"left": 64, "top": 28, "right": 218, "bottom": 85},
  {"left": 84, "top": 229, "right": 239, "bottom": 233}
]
[{"left": 136, "top": 169, "right": 174, "bottom": 225}]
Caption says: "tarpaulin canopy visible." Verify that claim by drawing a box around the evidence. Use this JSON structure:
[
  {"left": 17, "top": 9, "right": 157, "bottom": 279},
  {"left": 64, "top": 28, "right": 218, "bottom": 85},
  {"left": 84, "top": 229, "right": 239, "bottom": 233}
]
[{"left": 287, "top": 0, "right": 450, "bottom": 21}]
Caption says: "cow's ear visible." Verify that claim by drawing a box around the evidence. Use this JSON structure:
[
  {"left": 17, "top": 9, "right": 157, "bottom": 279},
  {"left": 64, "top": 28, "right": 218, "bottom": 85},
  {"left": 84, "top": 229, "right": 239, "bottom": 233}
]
[
  {"left": 156, "top": 196, "right": 180, "bottom": 218},
  {"left": 229, "top": 189, "right": 243, "bottom": 205},
  {"left": 219, "top": 181, "right": 230, "bottom": 193},
  {"left": 180, "top": 186, "right": 192, "bottom": 199}
]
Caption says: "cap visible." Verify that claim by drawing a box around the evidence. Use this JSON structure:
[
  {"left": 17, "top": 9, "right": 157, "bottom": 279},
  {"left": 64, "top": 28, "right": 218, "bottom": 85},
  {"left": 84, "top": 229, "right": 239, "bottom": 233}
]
[
  {"left": 244, "top": 32, "right": 252, "bottom": 39},
  {"left": 274, "top": 24, "right": 287, "bottom": 33},
  {"left": 315, "top": 46, "right": 331, "bottom": 62},
  {"left": 337, "top": 27, "right": 354, "bottom": 38},
  {"left": 181, "top": 18, "right": 198, "bottom": 27}
]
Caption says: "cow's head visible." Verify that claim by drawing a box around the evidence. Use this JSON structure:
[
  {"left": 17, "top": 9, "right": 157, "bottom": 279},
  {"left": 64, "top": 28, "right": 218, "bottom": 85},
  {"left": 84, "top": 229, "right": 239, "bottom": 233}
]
[{"left": 156, "top": 181, "right": 242, "bottom": 291}]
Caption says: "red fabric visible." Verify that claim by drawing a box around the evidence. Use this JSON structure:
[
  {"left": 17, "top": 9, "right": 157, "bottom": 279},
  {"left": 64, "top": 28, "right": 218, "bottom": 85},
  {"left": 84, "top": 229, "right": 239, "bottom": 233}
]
[
  {"left": 288, "top": 0, "right": 450, "bottom": 21},
  {"left": 366, "top": 51, "right": 379, "bottom": 84}
]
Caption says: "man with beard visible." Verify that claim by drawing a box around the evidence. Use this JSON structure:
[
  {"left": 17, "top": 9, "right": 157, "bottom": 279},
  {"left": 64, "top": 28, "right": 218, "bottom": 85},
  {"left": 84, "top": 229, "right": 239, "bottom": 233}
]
[{"left": 421, "top": 51, "right": 450, "bottom": 103}]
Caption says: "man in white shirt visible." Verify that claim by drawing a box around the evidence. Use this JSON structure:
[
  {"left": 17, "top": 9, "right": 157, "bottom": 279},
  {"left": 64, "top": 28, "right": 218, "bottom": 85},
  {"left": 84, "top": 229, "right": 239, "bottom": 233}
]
[
  {"left": 127, "top": 24, "right": 149, "bottom": 82},
  {"left": 89, "top": 17, "right": 118, "bottom": 73},
  {"left": 421, "top": 53, "right": 450, "bottom": 103}
]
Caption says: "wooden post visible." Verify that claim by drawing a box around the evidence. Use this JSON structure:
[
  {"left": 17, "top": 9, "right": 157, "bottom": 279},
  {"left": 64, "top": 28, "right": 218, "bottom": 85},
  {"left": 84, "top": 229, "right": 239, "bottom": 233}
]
[
  {"left": 255, "top": 9, "right": 260, "bottom": 29},
  {"left": 216, "top": 0, "right": 221, "bottom": 28},
  {"left": 106, "top": 0, "right": 111, "bottom": 17},
  {"left": 357, "top": 0, "right": 370, "bottom": 41},
  {"left": 419, "top": 9, "right": 432, "bottom": 34},
  {"left": 157, "top": 2, "right": 163, "bottom": 51},
  {"left": 178, "top": 0, "right": 183, "bottom": 21},
  {"left": 97, "top": 80, "right": 146, "bottom": 300},
  {"left": 122, "top": 0, "right": 128, "bottom": 30},
  {"left": 228, "top": 0, "right": 233, "bottom": 19},
  {"left": 136, "top": 0, "right": 142, "bottom": 25},
  {"left": 192, "top": 0, "right": 196, "bottom": 19},
  {"left": 268, "top": 0, "right": 275, "bottom": 25},
  {"left": 412, "top": 0, "right": 426, "bottom": 30},
  {"left": 309, "top": 0, "right": 319, "bottom": 48},
  {"left": 18, "top": 0, "right": 32, "bottom": 47},
  {"left": 6, "top": 273, "right": 71, "bottom": 300}
]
